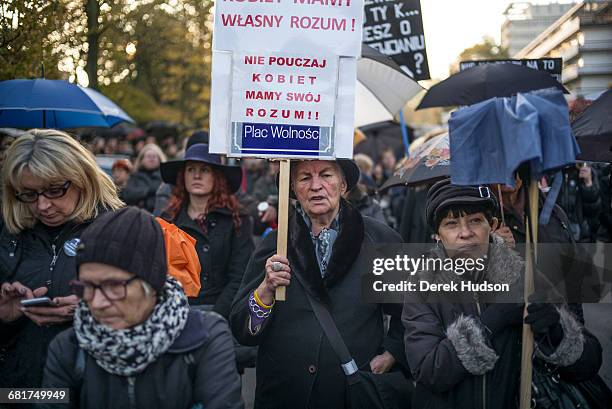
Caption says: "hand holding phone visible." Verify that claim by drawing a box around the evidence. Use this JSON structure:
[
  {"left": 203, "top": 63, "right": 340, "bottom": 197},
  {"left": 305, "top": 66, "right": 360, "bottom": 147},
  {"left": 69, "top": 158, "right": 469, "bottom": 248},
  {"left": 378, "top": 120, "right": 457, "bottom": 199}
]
[{"left": 20, "top": 297, "right": 56, "bottom": 307}]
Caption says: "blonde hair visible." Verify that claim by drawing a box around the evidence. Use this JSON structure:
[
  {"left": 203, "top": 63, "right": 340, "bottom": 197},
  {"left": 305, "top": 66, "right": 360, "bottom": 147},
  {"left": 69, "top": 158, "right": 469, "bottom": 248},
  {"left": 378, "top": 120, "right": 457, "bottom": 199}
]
[
  {"left": 2, "top": 129, "right": 124, "bottom": 234},
  {"left": 353, "top": 153, "right": 374, "bottom": 175},
  {"left": 133, "top": 143, "right": 167, "bottom": 170}
]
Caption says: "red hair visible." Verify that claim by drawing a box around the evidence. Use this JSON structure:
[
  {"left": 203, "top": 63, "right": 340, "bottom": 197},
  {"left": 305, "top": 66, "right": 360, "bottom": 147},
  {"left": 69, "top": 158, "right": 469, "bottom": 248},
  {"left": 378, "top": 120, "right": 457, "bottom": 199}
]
[{"left": 165, "top": 167, "right": 242, "bottom": 231}]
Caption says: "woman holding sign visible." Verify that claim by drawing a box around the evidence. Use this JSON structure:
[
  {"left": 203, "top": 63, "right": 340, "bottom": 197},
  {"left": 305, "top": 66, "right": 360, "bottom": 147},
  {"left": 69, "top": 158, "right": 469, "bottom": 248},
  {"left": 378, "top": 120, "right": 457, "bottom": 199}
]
[{"left": 230, "top": 159, "right": 410, "bottom": 409}]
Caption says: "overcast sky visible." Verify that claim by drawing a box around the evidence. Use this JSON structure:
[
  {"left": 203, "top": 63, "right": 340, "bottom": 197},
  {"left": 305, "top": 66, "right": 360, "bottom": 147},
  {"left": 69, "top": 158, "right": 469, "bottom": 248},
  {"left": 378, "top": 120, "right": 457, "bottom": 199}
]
[{"left": 420, "top": 0, "right": 577, "bottom": 79}]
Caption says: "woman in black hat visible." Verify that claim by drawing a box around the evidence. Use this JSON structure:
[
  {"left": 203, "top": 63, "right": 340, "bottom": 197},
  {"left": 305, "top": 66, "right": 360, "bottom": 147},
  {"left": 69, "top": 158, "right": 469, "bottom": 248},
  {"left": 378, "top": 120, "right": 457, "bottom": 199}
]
[
  {"left": 159, "top": 143, "right": 254, "bottom": 319},
  {"left": 402, "top": 178, "right": 603, "bottom": 409}
]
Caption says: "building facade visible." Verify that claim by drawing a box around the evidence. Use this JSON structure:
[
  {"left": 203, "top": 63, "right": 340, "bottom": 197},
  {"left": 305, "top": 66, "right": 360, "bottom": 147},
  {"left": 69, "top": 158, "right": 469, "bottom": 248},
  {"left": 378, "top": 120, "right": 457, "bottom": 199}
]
[
  {"left": 502, "top": 2, "right": 575, "bottom": 57},
  {"left": 515, "top": 1, "right": 612, "bottom": 97}
]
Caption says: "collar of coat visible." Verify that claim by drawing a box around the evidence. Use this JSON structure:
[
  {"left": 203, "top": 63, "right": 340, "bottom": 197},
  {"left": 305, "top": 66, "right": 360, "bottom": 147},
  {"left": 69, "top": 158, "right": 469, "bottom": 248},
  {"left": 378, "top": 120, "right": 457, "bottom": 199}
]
[
  {"left": 288, "top": 198, "right": 364, "bottom": 305},
  {"left": 423, "top": 235, "right": 524, "bottom": 286}
]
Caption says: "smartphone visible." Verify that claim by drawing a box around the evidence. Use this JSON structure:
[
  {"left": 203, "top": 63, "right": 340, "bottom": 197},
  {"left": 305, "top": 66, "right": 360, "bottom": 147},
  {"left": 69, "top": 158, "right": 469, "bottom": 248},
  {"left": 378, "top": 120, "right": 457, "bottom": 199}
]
[{"left": 20, "top": 297, "right": 56, "bottom": 307}]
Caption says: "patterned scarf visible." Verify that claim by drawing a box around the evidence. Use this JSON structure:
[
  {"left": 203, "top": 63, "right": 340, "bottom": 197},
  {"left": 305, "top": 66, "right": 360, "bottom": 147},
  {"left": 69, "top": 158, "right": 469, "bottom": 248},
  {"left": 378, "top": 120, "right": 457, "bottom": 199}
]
[{"left": 74, "top": 276, "right": 189, "bottom": 376}]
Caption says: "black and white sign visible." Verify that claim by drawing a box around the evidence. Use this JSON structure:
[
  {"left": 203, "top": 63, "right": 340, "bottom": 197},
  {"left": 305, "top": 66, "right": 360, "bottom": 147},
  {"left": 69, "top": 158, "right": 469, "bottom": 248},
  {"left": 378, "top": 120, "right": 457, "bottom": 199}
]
[
  {"left": 460, "top": 58, "right": 563, "bottom": 82},
  {"left": 363, "top": 0, "right": 430, "bottom": 81}
]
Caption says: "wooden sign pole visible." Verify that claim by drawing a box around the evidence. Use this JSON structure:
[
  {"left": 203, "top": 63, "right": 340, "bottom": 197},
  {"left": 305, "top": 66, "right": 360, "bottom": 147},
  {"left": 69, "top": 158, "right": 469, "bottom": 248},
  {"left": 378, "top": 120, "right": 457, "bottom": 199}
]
[
  {"left": 519, "top": 181, "right": 539, "bottom": 409},
  {"left": 275, "top": 159, "right": 291, "bottom": 301}
]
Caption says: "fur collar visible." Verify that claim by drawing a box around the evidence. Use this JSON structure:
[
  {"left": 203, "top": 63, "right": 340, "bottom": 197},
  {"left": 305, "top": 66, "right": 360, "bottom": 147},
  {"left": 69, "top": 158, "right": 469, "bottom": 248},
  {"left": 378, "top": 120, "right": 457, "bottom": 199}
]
[{"left": 288, "top": 199, "right": 364, "bottom": 304}]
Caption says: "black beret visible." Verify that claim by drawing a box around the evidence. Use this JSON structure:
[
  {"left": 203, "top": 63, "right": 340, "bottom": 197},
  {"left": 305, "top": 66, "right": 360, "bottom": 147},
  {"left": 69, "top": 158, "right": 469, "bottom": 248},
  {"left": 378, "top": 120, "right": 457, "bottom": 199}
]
[{"left": 426, "top": 178, "right": 498, "bottom": 230}]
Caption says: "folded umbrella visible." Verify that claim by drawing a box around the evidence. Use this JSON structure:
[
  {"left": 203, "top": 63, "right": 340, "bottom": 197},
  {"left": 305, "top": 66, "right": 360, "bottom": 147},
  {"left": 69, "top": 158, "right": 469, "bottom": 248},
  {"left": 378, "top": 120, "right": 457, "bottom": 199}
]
[
  {"left": 449, "top": 88, "right": 579, "bottom": 186},
  {"left": 0, "top": 79, "right": 134, "bottom": 129},
  {"left": 417, "top": 63, "right": 568, "bottom": 110},
  {"left": 572, "top": 89, "right": 612, "bottom": 162}
]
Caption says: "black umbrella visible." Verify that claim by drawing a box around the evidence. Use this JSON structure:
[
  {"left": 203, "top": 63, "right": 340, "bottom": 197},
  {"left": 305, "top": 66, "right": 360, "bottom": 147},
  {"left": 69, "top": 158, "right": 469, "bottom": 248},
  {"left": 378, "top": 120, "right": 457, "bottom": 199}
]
[
  {"left": 416, "top": 63, "right": 568, "bottom": 110},
  {"left": 572, "top": 89, "right": 612, "bottom": 162},
  {"left": 355, "top": 120, "right": 412, "bottom": 161}
]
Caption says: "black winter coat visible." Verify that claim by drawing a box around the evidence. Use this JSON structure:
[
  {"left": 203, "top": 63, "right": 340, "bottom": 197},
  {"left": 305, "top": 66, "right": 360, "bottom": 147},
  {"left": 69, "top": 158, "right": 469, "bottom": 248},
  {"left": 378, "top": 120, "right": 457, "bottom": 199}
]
[
  {"left": 230, "top": 200, "right": 406, "bottom": 409},
  {"left": 403, "top": 239, "right": 603, "bottom": 409},
  {"left": 162, "top": 206, "right": 254, "bottom": 319},
  {"left": 0, "top": 218, "right": 94, "bottom": 389},
  {"left": 556, "top": 168, "right": 601, "bottom": 242},
  {"left": 122, "top": 169, "right": 162, "bottom": 213},
  {"left": 41, "top": 310, "right": 243, "bottom": 409}
]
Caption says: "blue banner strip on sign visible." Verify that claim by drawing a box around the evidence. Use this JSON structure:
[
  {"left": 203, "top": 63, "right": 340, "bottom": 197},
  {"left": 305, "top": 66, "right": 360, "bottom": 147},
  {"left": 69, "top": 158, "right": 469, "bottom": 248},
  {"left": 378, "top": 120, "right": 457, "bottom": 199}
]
[{"left": 241, "top": 122, "right": 321, "bottom": 153}]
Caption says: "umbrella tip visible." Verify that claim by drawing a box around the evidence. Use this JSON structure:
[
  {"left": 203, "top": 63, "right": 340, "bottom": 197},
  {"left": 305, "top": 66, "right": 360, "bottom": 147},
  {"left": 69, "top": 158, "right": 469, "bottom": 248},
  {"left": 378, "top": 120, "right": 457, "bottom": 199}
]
[{"left": 40, "top": 63, "right": 45, "bottom": 79}]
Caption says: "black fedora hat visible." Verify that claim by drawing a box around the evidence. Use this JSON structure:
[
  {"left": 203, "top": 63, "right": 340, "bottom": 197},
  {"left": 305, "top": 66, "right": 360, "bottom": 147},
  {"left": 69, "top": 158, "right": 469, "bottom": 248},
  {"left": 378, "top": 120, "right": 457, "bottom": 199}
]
[
  {"left": 160, "top": 143, "right": 242, "bottom": 193},
  {"left": 278, "top": 159, "right": 361, "bottom": 198}
]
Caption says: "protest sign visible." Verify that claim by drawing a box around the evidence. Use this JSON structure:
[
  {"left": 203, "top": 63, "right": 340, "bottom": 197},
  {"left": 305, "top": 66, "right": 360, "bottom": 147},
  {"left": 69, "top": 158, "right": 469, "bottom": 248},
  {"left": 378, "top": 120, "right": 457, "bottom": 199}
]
[
  {"left": 210, "top": 0, "right": 364, "bottom": 159},
  {"left": 460, "top": 58, "right": 563, "bottom": 82},
  {"left": 363, "top": 0, "right": 430, "bottom": 80}
]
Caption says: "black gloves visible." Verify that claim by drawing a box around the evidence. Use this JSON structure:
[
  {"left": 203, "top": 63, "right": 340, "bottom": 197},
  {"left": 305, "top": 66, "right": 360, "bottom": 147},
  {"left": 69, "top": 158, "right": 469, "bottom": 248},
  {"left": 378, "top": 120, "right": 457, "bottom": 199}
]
[
  {"left": 480, "top": 303, "right": 524, "bottom": 337},
  {"left": 524, "top": 303, "right": 563, "bottom": 348}
]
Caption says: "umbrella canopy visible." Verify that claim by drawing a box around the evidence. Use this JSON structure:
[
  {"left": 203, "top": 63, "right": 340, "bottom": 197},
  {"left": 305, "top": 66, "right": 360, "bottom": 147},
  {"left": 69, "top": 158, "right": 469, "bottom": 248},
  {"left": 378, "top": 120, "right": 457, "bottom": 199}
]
[
  {"left": 355, "top": 120, "right": 412, "bottom": 161},
  {"left": 355, "top": 45, "right": 423, "bottom": 128},
  {"left": 0, "top": 79, "right": 134, "bottom": 129},
  {"left": 572, "top": 89, "right": 612, "bottom": 162},
  {"left": 417, "top": 63, "right": 568, "bottom": 110},
  {"left": 449, "top": 88, "right": 579, "bottom": 187},
  {"left": 379, "top": 131, "right": 449, "bottom": 191}
]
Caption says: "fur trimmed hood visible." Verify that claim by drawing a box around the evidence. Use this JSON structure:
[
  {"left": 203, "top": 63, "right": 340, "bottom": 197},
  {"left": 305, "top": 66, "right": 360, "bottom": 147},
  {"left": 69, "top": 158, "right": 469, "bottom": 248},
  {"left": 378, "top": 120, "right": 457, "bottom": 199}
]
[{"left": 287, "top": 199, "right": 364, "bottom": 304}]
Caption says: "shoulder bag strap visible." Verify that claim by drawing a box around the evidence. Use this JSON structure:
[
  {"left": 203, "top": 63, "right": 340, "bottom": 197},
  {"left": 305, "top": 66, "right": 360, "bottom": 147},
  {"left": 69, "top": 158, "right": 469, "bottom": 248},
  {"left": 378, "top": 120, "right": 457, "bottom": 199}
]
[{"left": 292, "top": 272, "right": 359, "bottom": 378}]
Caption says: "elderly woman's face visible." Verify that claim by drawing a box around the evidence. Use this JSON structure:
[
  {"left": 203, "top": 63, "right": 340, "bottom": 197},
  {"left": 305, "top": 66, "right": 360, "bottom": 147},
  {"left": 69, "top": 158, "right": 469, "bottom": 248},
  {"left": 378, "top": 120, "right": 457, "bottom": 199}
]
[
  {"left": 20, "top": 168, "right": 80, "bottom": 227},
  {"left": 436, "top": 211, "right": 494, "bottom": 259},
  {"left": 78, "top": 263, "right": 156, "bottom": 330},
  {"left": 293, "top": 161, "right": 346, "bottom": 220}
]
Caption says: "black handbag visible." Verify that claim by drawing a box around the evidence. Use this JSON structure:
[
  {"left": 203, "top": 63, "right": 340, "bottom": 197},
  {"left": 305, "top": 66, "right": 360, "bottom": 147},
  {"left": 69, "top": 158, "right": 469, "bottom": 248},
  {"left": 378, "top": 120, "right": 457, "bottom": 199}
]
[
  {"left": 532, "top": 362, "right": 612, "bottom": 409},
  {"left": 295, "top": 273, "right": 412, "bottom": 409}
]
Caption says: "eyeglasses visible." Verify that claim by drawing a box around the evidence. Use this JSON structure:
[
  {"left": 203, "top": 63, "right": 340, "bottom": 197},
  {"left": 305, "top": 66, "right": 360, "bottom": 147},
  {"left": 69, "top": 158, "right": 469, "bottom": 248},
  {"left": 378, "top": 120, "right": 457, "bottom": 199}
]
[
  {"left": 69, "top": 276, "right": 139, "bottom": 301},
  {"left": 15, "top": 181, "right": 71, "bottom": 203}
]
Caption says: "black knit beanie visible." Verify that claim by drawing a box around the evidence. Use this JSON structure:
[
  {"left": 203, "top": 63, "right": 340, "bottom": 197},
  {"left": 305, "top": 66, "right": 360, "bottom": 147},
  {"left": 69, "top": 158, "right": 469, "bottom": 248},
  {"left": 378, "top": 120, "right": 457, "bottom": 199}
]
[
  {"left": 76, "top": 207, "right": 167, "bottom": 291},
  {"left": 426, "top": 178, "right": 498, "bottom": 231}
]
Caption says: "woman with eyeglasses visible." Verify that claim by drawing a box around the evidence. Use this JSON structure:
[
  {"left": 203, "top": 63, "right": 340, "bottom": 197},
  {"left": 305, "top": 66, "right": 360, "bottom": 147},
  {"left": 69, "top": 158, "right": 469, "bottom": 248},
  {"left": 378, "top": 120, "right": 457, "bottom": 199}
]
[
  {"left": 41, "top": 207, "right": 243, "bottom": 409},
  {"left": 0, "top": 129, "right": 123, "bottom": 390}
]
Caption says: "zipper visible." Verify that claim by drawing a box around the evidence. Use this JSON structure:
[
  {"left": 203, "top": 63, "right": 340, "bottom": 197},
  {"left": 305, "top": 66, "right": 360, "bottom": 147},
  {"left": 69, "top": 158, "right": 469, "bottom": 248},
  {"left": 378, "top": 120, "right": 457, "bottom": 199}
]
[
  {"left": 127, "top": 376, "right": 136, "bottom": 409},
  {"left": 50, "top": 244, "right": 58, "bottom": 271}
]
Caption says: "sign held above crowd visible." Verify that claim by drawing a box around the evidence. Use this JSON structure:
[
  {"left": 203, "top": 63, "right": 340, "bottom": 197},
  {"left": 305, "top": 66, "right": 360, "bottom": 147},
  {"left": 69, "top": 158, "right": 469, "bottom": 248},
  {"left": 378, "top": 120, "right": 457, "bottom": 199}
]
[
  {"left": 210, "top": 0, "right": 364, "bottom": 159},
  {"left": 460, "top": 58, "right": 563, "bottom": 82},
  {"left": 363, "top": 0, "right": 430, "bottom": 80}
]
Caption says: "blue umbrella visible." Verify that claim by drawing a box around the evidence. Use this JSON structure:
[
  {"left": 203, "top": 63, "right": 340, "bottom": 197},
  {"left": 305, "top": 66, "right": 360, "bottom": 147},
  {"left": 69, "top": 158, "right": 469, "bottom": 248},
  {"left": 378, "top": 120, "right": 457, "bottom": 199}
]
[
  {"left": 449, "top": 87, "right": 579, "bottom": 187},
  {"left": 0, "top": 79, "right": 134, "bottom": 129}
]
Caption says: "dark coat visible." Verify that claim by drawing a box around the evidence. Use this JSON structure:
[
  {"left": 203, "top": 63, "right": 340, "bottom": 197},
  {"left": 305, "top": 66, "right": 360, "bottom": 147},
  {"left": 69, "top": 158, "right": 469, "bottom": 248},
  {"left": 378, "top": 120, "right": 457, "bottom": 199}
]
[
  {"left": 556, "top": 167, "right": 601, "bottom": 242},
  {"left": 41, "top": 310, "right": 243, "bottom": 409},
  {"left": 230, "top": 200, "right": 406, "bottom": 409},
  {"left": 403, "top": 239, "right": 603, "bottom": 409},
  {"left": 162, "top": 206, "right": 254, "bottom": 319},
  {"left": 122, "top": 169, "right": 163, "bottom": 213},
  {"left": 0, "top": 218, "right": 94, "bottom": 389},
  {"left": 501, "top": 197, "right": 599, "bottom": 302}
]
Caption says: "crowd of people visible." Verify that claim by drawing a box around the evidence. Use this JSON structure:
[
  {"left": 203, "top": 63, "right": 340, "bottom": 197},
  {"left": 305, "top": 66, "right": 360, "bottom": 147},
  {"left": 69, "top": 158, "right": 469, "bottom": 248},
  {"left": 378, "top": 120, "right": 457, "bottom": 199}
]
[{"left": 0, "top": 127, "right": 610, "bottom": 409}]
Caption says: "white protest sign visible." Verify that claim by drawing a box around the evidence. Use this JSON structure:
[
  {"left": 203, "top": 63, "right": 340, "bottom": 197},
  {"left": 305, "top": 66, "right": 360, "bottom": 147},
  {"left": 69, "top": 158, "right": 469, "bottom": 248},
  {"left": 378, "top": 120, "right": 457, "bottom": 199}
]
[
  {"left": 231, "top": 53, "right": 337, "bottom": 127},
  {"left": 210, "top": 0, "right": 363, "bottom": 158},
  {"left": 214, "top": 0, "right": 363, "bottom": 57}
]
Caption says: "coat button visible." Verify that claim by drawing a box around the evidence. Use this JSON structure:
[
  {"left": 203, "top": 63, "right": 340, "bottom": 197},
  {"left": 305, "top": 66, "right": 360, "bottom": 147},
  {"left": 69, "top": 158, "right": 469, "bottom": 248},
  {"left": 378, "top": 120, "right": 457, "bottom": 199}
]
[
  {"left": 203, "top": 245, "right": 210, "bottom": 252},
  {"left": 210, "top": 221, "right": 216, "bottom": 228},
  {"left": 308, "top": 365, "right": 317, "bottom": 374}
]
